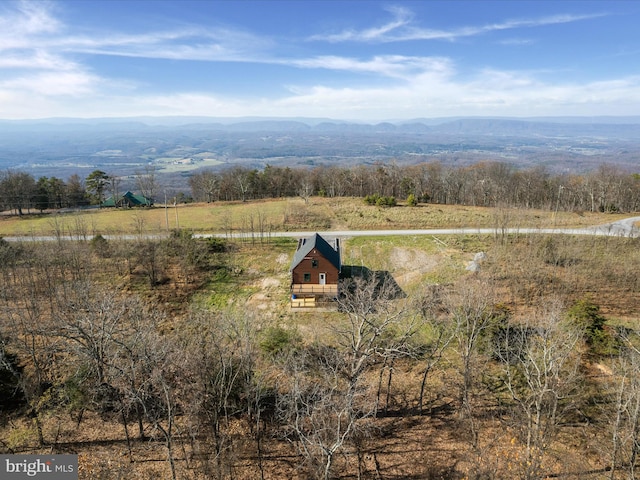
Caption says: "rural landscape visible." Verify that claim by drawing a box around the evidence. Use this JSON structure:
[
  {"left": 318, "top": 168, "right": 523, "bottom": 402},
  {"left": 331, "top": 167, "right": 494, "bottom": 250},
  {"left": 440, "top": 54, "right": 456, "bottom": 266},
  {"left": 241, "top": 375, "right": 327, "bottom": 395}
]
[{"left": 1, "top": 157, "right": 640, "bottom": 478}]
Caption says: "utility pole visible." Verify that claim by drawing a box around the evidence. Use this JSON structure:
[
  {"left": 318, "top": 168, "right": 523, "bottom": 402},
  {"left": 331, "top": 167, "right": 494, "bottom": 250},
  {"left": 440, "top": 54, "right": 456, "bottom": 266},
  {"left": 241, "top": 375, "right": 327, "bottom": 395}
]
[
  {"left": 174, "top": 199, "right": 179, "bottom": 229},
  {"left": 164, "top": 191, "right": 169, "bottom": 232},
  {"left": 554, "top": 184, "right": 564, "bottom": 224}
]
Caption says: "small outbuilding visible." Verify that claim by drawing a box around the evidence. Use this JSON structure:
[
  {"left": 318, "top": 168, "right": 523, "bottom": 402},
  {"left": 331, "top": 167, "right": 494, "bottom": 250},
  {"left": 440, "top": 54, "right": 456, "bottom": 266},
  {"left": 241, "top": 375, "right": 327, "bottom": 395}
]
[
  {"left": 102, "top": 191, "right": 153, "bottom": 208},
  {"left": 290, "top": 233, "right": 341, "bottom": 308}
]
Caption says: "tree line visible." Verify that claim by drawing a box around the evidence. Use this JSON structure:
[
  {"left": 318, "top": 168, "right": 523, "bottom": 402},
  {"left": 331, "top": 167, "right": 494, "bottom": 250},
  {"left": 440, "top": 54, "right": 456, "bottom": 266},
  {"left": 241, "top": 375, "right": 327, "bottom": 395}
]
[
  {"left": 3, "top": 161, "right": 639, "bottom": 217},
  {"left": 190, "top": 161, "right": 640, "bottom": 213},
  {"left": 0, "top": 167, "right": 159, "bottom": 215}
]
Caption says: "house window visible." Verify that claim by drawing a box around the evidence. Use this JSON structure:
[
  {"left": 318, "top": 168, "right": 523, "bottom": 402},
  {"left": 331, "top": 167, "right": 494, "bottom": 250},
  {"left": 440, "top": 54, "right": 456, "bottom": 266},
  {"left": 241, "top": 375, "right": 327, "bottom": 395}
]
[
  {"left": 303, "top": 273, "right": 311, "bottom": 282},
  {"left": 312, "top": 259, "right": 318, "bottom": 268}
]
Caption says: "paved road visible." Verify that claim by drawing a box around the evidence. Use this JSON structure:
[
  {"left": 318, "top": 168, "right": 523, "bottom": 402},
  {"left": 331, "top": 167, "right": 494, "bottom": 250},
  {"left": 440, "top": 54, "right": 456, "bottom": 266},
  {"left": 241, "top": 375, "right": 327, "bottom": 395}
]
[
  {"left": 195, "top": 216, "right": 640, "bottom": 240},
  {"left": 3, "top": 216, "right": 639, "bottom": 242}
]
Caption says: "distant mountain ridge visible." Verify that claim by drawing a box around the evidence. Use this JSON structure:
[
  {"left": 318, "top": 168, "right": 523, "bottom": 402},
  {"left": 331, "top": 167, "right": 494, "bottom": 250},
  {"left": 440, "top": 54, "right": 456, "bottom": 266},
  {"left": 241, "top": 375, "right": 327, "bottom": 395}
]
[
  {"left": 1, "top": 116, "right": 640, "bottom": 181},
  {"left": 1, "top": 116, "right": 640, "bottom": 138}
]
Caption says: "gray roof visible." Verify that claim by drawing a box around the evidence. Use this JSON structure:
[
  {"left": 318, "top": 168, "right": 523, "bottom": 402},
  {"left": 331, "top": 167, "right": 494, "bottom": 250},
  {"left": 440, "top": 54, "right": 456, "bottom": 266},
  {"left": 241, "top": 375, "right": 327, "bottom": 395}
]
[{"left": 290, "top": 233, "right": 341, "bottom": 271}]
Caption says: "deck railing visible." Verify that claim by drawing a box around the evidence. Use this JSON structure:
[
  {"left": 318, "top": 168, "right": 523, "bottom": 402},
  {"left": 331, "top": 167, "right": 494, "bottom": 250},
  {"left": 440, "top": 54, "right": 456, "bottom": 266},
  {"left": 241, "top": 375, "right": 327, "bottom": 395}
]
[{"left": 291, "top": 284, "right": 339, "bottom": 296}]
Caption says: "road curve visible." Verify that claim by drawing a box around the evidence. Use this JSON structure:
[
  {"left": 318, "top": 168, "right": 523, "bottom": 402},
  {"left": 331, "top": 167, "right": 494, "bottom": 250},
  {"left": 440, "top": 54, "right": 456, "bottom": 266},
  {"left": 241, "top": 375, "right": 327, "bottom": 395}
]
[{"left": 2, "top": 216, "right": 639, "bottom": 242}]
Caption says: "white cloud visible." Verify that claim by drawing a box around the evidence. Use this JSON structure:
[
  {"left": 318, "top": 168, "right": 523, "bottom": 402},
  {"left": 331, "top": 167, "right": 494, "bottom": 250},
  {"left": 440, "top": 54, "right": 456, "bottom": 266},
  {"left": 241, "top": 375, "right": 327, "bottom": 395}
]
[
  {"left": 313, "top": 5, "right": 413, "bottom": 43},
  {"left": 311, "top": 7, "right": 606, "bottom": 43},
  {"left": 290, "top": 55, "right": 453, "bottom": 80},
  {"left": 0, "top": 50, "right": 74, "bottom": 70},
  {"left": 0, "top": 1, "right": 271, "bottom": 65},
  {"left": 4, "top": 69, "right": 640, "bottom": 120},
  {"left": 0, "top": 1, "right": 637, "bottom": 120},
  {"left": 56, "top": 71, "right": 640, "bottom": 119},
  {"left": 0, "top": 71, "right": 98, "bottom": 96},
  {"left": 499, "top": 38, "right": 535, "bottom": 46},
  {"left": 55, "top": 27, "right": 272, "bottom": 62},
  {"left": 0, "top": 1, "right": 271, "bottom": 110},
  {"left": 0, "top": 0, "right": 61, "bottom": 50}
]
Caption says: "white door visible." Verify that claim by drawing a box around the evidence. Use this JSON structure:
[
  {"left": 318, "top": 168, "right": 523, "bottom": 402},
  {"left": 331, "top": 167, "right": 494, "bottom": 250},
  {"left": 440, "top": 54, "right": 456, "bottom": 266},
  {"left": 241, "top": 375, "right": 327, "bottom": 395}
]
[{"left": 319, "top": 273, "right": 326, "bottom": 285}]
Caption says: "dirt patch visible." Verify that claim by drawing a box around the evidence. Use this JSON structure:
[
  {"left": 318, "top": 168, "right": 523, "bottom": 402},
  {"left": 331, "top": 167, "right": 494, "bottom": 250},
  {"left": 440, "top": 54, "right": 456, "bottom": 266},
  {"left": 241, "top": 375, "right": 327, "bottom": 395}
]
[
  {"left": 260, "top": 277, "right": 282, "bottom": 289},
  {"left": 389, "top": 247, "right": 439, "bottom": 286},
  {"left": 276, "top": 253, "right": 289, "bottom": 265},
  {"left": 246, "top": 276, "right": 286, "bottom": 312},
  {"left": 248, "top": 292, "right": 272, "bottom": 310}
]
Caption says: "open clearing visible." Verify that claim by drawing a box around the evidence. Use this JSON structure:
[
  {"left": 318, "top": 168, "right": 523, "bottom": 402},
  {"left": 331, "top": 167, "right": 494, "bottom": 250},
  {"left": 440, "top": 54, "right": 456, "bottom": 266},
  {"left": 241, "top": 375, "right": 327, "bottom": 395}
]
[{"left": 0, "top": 196, "right": 631, "bottom": 237}]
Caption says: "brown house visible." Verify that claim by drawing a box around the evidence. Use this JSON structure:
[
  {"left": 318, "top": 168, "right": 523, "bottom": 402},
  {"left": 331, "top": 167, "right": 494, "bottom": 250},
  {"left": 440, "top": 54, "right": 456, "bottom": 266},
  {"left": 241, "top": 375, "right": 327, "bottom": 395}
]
[{"left": 290, "top": 233, "right": 341, "bottom": 308}]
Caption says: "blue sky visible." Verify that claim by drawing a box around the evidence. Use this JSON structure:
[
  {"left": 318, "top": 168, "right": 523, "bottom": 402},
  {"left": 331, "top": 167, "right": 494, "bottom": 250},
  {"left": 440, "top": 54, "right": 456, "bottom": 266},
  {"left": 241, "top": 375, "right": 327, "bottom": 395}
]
[{"left": 1, "top": 0, "right": 639, "bottom": 120}]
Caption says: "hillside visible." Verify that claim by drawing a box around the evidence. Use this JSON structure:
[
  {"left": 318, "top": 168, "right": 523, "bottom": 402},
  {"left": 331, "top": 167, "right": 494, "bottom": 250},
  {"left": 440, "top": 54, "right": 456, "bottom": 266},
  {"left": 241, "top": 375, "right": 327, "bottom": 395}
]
[{"left": 0, "top": 200, "right": 639, "bottom": 479}]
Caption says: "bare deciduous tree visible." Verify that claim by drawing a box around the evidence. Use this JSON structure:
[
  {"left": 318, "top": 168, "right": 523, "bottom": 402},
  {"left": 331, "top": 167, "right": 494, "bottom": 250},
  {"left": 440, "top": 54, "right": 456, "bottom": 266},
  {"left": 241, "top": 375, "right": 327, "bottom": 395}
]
[
  {"left": 277, "top": 275, "right": 415, "bottom": 479},
  {"left": 180, "top": 308, "right": 259, "bottom": 479},
  {"left": 135, "top": 165, "right": 159, "bottom": 202},
  {"left": 497, "top": 298, "right": 582, "bottom": 480},
  {"left": 277, "top": 345, "right": 366, "bottom": 480},
  {"left": 297, "top": 178, "right": 314, "bottom": 205},
  {"left": 413, "top": 285, "right": 455, "bottom": 415},
  {"left": 334, "top": 275, "right": 414, "bottom": 386},
  {"left": 608, "top": 332, "right": 640, "bottom": 479},
  {"left": 448, "top": 276, "right": 498, "bottom": 448}
]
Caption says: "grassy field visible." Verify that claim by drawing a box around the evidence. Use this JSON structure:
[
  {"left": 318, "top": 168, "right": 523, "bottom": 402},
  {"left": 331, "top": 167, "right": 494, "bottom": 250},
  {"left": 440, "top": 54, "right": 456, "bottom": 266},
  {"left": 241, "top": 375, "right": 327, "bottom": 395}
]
[{"left": 0, "top": 196, "right": 630, "bottom": 237}]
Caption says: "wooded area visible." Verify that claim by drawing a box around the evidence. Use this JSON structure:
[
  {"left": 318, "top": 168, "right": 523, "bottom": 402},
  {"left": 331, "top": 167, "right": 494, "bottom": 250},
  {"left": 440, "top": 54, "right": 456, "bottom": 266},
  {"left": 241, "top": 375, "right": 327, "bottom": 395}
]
[
  {"left": 0, "top": 207, "right": 639, "bottom": 478},
  {"left": 189, "top": 162, "right": 640, "bottom": 213},
  {"left": 2, "top": 160, "right": 640, "bottom": 216}
]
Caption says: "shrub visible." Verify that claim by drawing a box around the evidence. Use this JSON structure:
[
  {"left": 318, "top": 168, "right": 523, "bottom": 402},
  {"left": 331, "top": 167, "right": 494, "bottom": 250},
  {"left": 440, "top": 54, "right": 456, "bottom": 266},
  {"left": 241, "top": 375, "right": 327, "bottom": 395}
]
[
  {"left": 0, "top": 347, "right": 25, "bottom": 412},
  {"left": 364, "top": 193, "right": 397, "bottom": 207},
  {"left": 377, "top": 195, "right": 396, "bottom": 207},
  {"left": 89, "top": 234, "right": 110, "bottom": 258},
  {"left": 0, "top": 237, "right": 23, "bottom": 264},
  {"left": 363, "top": 194, "right": 379, "bottom": 205},
  {"left": 567, "top": 298, "right": 618, "bottom": 356},
  {"left": 259, "top": 326, "right": 301, "bottom": 357},
  {"left": 207, "top": 237, "right": 227, "bottom": 253},
  {"left": 170, "top": 228, "right": 193, "bottom": 240}
]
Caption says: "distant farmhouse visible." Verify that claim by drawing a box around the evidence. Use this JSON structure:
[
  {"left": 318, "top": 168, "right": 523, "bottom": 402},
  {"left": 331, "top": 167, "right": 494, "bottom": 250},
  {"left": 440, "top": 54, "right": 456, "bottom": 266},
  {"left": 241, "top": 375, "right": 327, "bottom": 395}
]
[
  {"left": 290, "top": 233, "right": 341, "bottom": 308},
  {"left": 102, "top": 191, "right": 153, "bottom": 208}
]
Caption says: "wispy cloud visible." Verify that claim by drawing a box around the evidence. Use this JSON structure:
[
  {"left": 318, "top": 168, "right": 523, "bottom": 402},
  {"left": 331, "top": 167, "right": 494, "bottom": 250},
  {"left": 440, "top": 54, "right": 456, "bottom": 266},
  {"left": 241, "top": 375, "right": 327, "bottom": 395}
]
[
  {"left": 1, "top": 1, "right": 271, "bottom": 62},
  {"left": 499, "top": 38, "right": 536, "bottom": 46},
  {"left": 315, "top": 5, "right": 413, "bottom": 43},
  {"left": 0, "top": 1, "right": 637, "bottom": 120},
  {"left": 290, "top": 55, "right": 453, "bottom": 80},
  {"left": 311, "top": 7, "right": 606, "bottom": 43},
  {"left": 0, "top": 50, "right": 74, "bottom": 70},
  {"left": 56, "top": 27, "right": 272, "bottom": 61},
  {"left": 0, "top": 0, "right": 274, "bottom": 107},
  {"left": 0, "top": 0, "right": 61, "bottom": 49},
  {"left": 0, "top": 71, "right": 98, "bottom": 96}
]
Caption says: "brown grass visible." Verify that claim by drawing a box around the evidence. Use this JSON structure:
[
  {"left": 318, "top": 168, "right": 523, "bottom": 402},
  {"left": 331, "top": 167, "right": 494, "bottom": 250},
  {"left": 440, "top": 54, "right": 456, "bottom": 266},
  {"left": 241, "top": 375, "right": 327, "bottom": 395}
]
[{"left": 0, "top": 197, "right": 630, "bottom": 237}]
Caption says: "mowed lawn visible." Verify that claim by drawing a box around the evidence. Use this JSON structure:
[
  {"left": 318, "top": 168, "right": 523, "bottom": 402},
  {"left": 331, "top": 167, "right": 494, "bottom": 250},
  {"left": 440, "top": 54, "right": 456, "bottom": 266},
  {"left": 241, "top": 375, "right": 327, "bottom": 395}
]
[{"left": 0, "top": 197, "right": 629, "bottom": 237}]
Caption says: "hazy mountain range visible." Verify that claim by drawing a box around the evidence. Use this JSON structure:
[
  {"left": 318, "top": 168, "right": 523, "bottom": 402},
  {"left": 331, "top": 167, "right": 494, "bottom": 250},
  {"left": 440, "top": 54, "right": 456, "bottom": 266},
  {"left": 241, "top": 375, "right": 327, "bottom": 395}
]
[{"left": 1, "top": 117, "right": 639, "bottom": 182}]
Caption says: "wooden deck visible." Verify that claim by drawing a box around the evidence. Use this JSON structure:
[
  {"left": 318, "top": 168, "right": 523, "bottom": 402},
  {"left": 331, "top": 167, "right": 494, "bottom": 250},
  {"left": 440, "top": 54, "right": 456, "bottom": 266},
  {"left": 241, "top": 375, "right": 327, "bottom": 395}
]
[
  {"left": 291, "top": 297, "right": 316, "bottom": 309},
  {"left": 290, "top": 296, "right": 339, "bottom": 311},
  {"left": 291, "top": 284, "right": 339, "bottom": 296}
]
